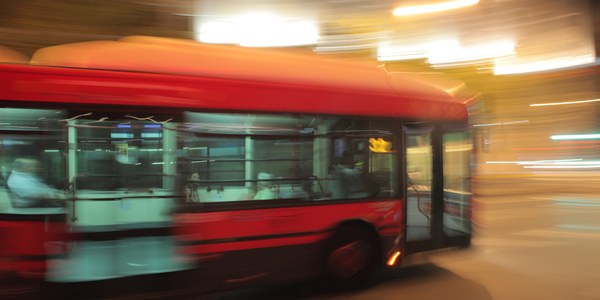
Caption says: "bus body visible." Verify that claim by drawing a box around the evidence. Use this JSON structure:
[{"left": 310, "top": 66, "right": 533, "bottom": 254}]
[{"left": 0, "top": 36, "right": 473, "bottom": 297}]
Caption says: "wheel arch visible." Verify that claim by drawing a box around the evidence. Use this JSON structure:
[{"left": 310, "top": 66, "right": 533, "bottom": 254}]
[{"left": 331, "top": 218, "right": 383, "bottom": 264}]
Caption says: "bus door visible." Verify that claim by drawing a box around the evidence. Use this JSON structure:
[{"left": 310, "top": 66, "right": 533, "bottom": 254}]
[
  {"left": 440, "top": 126, "right": 472, "bottom": 248},
  {"left": 404, "top": 123, "right": 435, "bottom": 253},
  {"left": 404, "top": 124, "right": 473, "bottom": 253}
]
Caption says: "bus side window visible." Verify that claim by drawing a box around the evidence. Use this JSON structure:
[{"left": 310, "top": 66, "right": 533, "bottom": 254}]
[
  {"left": 253, "top": 137, "right": 313, "bottom": 201},
  {"left": 325, "top": 117, "right": 399, "bottom": 200},
  {"left": 75, "top": 118, "right": 165, "bottom": 191},
  {"left": 179, "top": 112, "right": 316, "bottom": 204},
  {"left": 0, "top": 108, "right": 67, "bottom": 211}
]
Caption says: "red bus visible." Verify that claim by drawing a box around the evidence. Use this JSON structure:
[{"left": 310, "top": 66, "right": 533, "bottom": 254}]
[{"left": 0, "top": 36, "right": 474, "bottom": 297}]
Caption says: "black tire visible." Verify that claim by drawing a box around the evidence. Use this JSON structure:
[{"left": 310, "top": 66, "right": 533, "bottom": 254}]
[{"left": 325, "top": 224, "right": 378, "bottom": 289}]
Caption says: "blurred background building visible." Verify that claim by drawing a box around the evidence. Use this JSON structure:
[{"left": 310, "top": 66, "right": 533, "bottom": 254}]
[{"left": 1, "top": 0, "right": 600, "bottom": 195}]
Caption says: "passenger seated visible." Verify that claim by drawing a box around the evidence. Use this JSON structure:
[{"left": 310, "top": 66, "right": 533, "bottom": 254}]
[
  {"left": 7, "top": 158, "right": 65, "bottom": 208},
  {"left": 254, "top": 172, "right": 276, "bottom": 200},
  {"left": 329, "top": 162, "right": 379, "bottom": 199},
  {"left": 184, "top": 172, "right": 201, "bottom": 202}
]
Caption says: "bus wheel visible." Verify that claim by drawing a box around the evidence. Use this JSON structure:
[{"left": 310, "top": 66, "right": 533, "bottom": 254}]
[{"left": 326, "top": 226, "right": 376, "bottom": 288}]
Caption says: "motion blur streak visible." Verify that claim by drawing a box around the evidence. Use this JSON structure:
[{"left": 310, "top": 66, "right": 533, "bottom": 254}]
[
  {"left": 392, "top": 0, "right": 480, "bottom": 17},
  {"left": 550, "top": 134, "right": 600, "bottom": 140},
  {"left": 196, "top": 12, "right": 319, "bottom": 47},
  {"left": 530, "top": 98, "right": 600, "bottom": 107}
]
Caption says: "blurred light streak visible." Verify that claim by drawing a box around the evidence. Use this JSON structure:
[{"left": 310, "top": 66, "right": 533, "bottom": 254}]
[
  {"left": 392, "top": 0, "right": 479, "bottom": 17},
  {"left": 553, "top": 161, "right": 600, "bottom": 165},
  {"left": 550, "top": 134, "right": 600, "bottom": 140},
  {"left": 494, "top": 55, "right": 596, "bottom": 75},
  {"left": 558, "top": 224, "right": 600, "bottom": 231},
  {"left": 521, "top": 160, "right": 600, "bottom": 169},
  {"left": 316, "top": 32, "right": 386, "bottom": 53},
  {"left": 474, "top": 122, "right": 501, "bottom": 127},
  {"left": 530, "top": 98, "right": 600, "bottom": 107},
  {"left": 524, "top": 165, "right": 600, "bottom": 169},
  {"left": 513, "top": 146, "right": 599, "bottom": 151},
  {"left": 197, "top": 20, "right": 238, "bottom": 44},
  {"left": 428, "top": 40, "right": 515, "bottom": 66},
  {"left": 196, "top": 12, "right": 319, "bottom": 47},
  {"left": 485, "top": 159, "right": 582, "bottom": 165},
  {"left": 473, "top": 120, "right": 528, "bottom": 127},
  {"left": 378, "top": 39, "right": 515, "bottom": 66},
  {"left": 556, "top": 203, "right": 600, "bottom": 207},
  {"left": 559, "top": 141, "right": 600, "bottom": 144},
  {"left": 377, "top": 43, "right": 427, "bottom": 61}
]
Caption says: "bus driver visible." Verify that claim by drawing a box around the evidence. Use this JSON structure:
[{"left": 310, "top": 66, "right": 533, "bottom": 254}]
[{"left": 7, "top": 158, "right": 64, "bottom": 208}]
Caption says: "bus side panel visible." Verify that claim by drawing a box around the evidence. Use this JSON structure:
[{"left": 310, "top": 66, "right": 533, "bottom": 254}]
[
  {"left": 173, "top": 199, "right": 403, "bottom": 288},
  {"left": 0, "top": 214, "right": 67, "bottom": 279}
]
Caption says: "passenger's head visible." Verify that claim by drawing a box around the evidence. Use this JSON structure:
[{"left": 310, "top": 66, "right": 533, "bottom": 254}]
[
  {"left": 188, "top": 172, "right": 200, "bottom": 182},
  {"left": 13, "top": 158, "right": 41, "bottom": 174},
  {"left": 257, "top": 172, "right": 274, "bottom": 190}
]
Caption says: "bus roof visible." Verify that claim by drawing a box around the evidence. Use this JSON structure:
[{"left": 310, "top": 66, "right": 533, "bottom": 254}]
[{"left": 0, "top": 36, "right": 472, "bottom": 121}]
